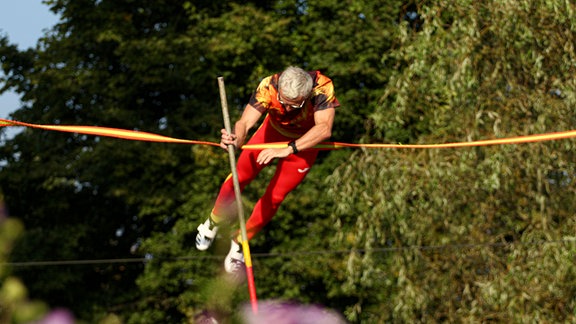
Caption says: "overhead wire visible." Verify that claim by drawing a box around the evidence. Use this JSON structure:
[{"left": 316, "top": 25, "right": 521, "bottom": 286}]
[{"left": 4, "top": 238, "right": 575, "bottom": 267}]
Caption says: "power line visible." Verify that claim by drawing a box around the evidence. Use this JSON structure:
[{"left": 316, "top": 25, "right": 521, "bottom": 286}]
[
  {"left": 3, "top": 238, "right": 574, "bottom": 267},
  {"left": 252, "top": 238, "right": 576, "bottom": 258}
]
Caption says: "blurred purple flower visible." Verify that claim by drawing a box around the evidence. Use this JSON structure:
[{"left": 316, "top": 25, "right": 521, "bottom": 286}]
[
  {"left": 36, "top": 308, "right": 75, "bottom": 324},
  {"left": 242, "top": 300, "right": 347, "bottom": 324}
]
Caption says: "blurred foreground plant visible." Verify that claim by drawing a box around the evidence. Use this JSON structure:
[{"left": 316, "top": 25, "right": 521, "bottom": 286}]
[{"left": 0, "top": 197, "right": 51, "bottom": 323}]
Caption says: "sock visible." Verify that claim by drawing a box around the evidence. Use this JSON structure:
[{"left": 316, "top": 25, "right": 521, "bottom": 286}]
[{"left": 209, "top": 211, "right": 224, "bottom": 224}]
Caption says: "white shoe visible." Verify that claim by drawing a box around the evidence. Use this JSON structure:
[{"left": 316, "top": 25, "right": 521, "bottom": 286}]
[
  {"left": 224, "top": 240, "right": 245, "bottom": 274},
  {"left": 195, "top": 218, "right": 219, "bottom": 251}
]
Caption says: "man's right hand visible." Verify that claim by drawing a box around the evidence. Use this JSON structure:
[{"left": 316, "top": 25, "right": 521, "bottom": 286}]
[{"left": 220, "top": 128, "right": 237, "bottom": 150}]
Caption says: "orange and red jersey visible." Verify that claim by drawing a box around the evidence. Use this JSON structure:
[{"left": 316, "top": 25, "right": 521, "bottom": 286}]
[{"left": 248, "top": 71, "right": 340, "bottom": 138}]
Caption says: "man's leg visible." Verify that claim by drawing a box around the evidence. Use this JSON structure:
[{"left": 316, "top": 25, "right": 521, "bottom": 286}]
[
  {"left": 211, "top": 148, "right": 265, "bottom": 221},
  {"left": 196, "top": 148, "right": 265, "bottom": 250},
  {"left": 225, "top": 149, "right": 318, "bottom": 274},
  {"left": 241, "top": 149, "right": 318, "bottom": 241},
  {"left": 196, "top": 124, "right": 271, "bottom": 251}
]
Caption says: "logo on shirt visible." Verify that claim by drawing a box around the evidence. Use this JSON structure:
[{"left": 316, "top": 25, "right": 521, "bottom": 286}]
[{"left": 297, "top": 168, "right": 310, "bottom": 173}]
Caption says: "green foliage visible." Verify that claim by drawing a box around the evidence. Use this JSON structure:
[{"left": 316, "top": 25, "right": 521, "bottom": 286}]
[
  {"left": 328, "top": 0, "right": 576, "bottom": 322},
  {"left": 0, "top": 0, "right": 575, "bottom": 322},
  {"left": 378, "top": 0, "right": 576, "bottom": 144},
  {"left": 329, "top": 145, "right": 576, "bottom": 321}
]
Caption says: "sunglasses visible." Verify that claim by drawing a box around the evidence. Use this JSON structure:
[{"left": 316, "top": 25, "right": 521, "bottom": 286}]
[{"left": 277, "top": 93, "right": 306, "bottom": 109}]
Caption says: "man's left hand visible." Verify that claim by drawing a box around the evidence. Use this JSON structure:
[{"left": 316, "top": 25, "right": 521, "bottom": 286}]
[{"left": 256, "top": 148, "right": 292, "bottom": 165}]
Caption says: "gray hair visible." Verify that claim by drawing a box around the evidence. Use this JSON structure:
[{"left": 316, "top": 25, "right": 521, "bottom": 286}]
[{"left": 278, "top": 66, "right": 313, "bottom": 100}]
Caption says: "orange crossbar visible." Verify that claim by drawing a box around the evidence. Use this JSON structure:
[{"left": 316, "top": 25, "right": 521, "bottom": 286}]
[{"left": 3, "top": 118, "right": 576, "bottom": 150}]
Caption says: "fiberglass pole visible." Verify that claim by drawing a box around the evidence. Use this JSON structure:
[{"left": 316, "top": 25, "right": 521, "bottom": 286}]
[{"left": 217, "top": 76, "right": 258, "bottom": 314}]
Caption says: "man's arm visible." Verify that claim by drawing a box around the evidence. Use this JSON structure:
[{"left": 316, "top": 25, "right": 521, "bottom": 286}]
[
  {"left": 220, "top": 104, "right": 262, "bottom": 150},
  {"left": 255, "top": 107, "right": 335, "bottom": 165},
  {"left": 291, "top": 107, "right": 335, "bottom": 151}
]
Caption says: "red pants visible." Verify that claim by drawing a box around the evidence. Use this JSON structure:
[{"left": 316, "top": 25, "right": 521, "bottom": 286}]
[{"left": 212, "top": 118, "right": 318, "bottom": 240}]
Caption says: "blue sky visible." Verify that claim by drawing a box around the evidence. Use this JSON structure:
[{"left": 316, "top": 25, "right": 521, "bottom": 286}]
[{"left": 0, "top": 0, "right": 60, "bottom": 119}]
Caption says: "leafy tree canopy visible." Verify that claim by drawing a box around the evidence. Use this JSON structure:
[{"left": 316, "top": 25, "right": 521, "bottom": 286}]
[{"left": 1, "top": 0, "right": 575, "bottom": 322}]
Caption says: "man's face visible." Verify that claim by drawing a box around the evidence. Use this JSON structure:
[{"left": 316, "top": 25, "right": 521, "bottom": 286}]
[{"left": 278, "top": 90, "right": 306, "bottom": 110}]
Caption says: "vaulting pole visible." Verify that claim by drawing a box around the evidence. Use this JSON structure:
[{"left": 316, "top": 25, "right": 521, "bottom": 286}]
[{"left": 217, "top": 77, "right": 258, "bottom": 314}]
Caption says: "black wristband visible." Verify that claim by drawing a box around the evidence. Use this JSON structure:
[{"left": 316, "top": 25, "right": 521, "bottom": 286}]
[{"left": 288, "top": 140, "right": 299, "bottom": 154}]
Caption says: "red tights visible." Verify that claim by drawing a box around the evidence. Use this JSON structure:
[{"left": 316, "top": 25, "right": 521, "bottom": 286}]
[{"left": 212, "top": 119, "right": 318, "bottom": 240}]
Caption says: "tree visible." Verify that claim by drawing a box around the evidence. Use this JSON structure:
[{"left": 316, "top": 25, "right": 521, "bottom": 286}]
[
  {"left": 1, "top": 0, "right": 232, "bottom": 320},
  {"left": 126, "top": 0, "right": 405, "bottom": 321},
  {"left": 2, "top": 0, "right": 400, "bottom": 321},
  {"left": 328, "top": 0, "right": 576, "bottom": 321},
  {"left": 7, "top": 0, "right": 570, "bottom": 322}
]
